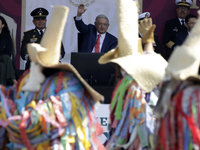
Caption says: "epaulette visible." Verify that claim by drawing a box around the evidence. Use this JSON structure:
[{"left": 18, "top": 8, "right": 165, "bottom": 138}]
[{"left": 24, "top": 29, "right": 34, "bottom": 33}]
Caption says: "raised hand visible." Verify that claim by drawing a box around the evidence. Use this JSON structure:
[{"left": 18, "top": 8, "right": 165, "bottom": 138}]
[
  {"left": 77, "top": 4, "right": 87, "bottom": 17},
  {"left": 139, "top": 18, "right": 156, "bottom": 44}
]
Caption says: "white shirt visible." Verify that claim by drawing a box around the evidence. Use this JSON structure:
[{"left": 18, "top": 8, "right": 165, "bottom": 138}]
[
  {"left": 178, "top": 17, "right": 185, "bottom": 26},
  {"left": 36, "top": 28, "right": 45, "bottom": 35},
  {"left": 75, "top": 16, "right": 82, "bottom": 21}
]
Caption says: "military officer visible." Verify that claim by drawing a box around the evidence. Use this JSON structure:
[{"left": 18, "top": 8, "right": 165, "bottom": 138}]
[
  {"left": 163, "top": 0, "right": 192, "bottom": 60},
  {"left": 20, "top": 7, "right": 65, "bottom": 70},
  {"left": 138, "top": 12, "right": 164, "bottom": 57}
]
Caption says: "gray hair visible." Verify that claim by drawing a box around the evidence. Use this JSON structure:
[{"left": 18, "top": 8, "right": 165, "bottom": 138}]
[{"left": 95, "top": 14, "right": 109, "bottom": 24}]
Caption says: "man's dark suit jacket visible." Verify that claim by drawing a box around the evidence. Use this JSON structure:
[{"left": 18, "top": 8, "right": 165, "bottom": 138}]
[
  {"left": 163, "top": 17, "right": 187, "bottom": 60},
  {"left": 74, "top": 16, "right": 118, "bottom": 53},
  {"left": 20, "top": 28, "right": 65, "bottom": 70},
  {"left": 175, "top": 29, "right": 188, "bottom": 46}
]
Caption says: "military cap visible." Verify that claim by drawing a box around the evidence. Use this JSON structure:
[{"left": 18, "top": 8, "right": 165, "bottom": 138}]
[
  {"left": 138, "top": 12, "right": 150, "bottom": 21},
  {"left": 30, "top": 7, "right": 49, "bottom": 18},
  {"left": 175, "top": 0, "right": 193, "bottom": 7}
]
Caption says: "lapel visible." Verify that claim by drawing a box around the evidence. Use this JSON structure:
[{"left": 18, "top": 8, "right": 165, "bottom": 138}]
[
  {"left": 34, "top": 28, "right": 42, "bottom": 37},
  {"left": 92, "top": 29, "right": 97, "bottom": 50},
  {"left": 34, "top": 28, "right": 47, "bottom": 38},
  {"left": 176, "top": 17, "right": 181, "bottom": 27},
  {"left": 101, "top": 32, "right": 109, "bottom": 53}
]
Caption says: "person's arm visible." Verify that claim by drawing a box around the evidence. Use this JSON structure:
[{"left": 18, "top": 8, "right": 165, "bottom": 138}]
[
  {"left": 143, "top": 42, "right": 154, "bottom": 53},
  {"left": 139, "top": 18, "right": 156, "bottom": 53},
  {"left": 73, "top": 4, "right": 90, "bottom": 34},
  {"left": 163, "top": 21, "right": 175, "bottom": 50},
  {"left": 20, "top": 32, "right": 29, "bottom": 60},
  {"left": 77, "top": 4, "right": 87, "bottom": 17},
  {"left": 73, "top": 17, "right": 90, "bottom": 34}
]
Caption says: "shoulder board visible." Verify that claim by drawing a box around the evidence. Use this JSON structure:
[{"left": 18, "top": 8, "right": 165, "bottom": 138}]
[{"left": 24, "top": 29, "right": 34, "bottom": 33}]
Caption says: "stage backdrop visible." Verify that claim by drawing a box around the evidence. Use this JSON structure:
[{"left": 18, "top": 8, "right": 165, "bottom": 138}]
[
  {"left": 24, "top": 0, "right": 118, "bottom": 67},
  {"left": 0, "top": 0, "right": 199, "bottom": 69},
  {"left": 0, "top": 0, "right": 22, "bottom": 69}
]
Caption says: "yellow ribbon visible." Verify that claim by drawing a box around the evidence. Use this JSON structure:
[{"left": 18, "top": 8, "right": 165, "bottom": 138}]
[
  {"left": 36, "top": 140, "right": 51, "bottom": 150},
  {"left": 47, "top": 101, "right": 55, "bottom": 119},
  {"left": 72, "top": 93, "right": 87, "bottom": 127},
  {"left": 0, "top": 104, "right": 21, "bottom": 138},
  {"left": 17, "top": 73, "right": 29, "bottom": 99},
  {"left": 70, "top": 93, "right": 91, "bottom": 149}
]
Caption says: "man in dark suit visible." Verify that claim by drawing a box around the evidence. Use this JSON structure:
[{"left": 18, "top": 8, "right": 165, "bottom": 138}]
[
  {"left": 163, "top": 0, "right": 192, "bottom": 60},
  {"left": 20, "top": 7, "right": 65, "bottom": 70},
  {"left": 175, "top": 14, "right": 197, "bottom": 46},
  {"left": 74, "top": 4, "right": 118, "bottom": 53},
  {"left": 138, "top": 12, "right": 164, "bottom": 57}
]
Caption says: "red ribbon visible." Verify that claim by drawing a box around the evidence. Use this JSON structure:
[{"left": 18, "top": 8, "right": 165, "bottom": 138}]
[
  {"left": 176, "top": 90, "right": 200, "bottom": 146},
  {"left": 19, "top": 110, "right": 34, "bottom": 150}
]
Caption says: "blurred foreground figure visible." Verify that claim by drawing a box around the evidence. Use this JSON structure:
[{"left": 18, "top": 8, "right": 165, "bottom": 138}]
[
  {"left": 154, "top": 9, "right": 200, "bottom": 150},
  {"left": 98, "top": 0, "right": 167, "bottom": 149},
  {"left": 0, "top": 6, "right": 105, "bottom": 150},
  {"left": 20, "top": 7, "right": 65, "bottom": 70}
]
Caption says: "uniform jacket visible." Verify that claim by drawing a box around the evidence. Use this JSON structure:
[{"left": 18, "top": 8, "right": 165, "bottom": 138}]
[
  {"left": 163, "top": 17, "right": 187, "bottom": 60},
  {"left": 20, "top": 28, "right": 65, "bottom": 69},
  {"left": 154, "top": 34, "right": 163, "bottom": 56},
  {"left": 73, "top": 16, "right": 118, "bottom": 53},
  {"left": 175, "top": 29, "right": 188, "bottom": 46}
]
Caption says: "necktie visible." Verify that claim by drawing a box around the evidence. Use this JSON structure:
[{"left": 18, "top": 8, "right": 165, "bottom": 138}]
[
  {"left": 181, "top": 20, "right": 185, "bottom": 26},
  {"left": 40, "top": 30, "right": 43, "bottom": 37},
  {"left": 95, "top": 34, "right": 101, "bottom": 53}
]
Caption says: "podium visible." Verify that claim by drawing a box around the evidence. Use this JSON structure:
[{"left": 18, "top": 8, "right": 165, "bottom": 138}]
[
  {"left": 71, "top": 52, "right": 116, "bottom": 104},
  {"left": 92, "top": 86, "right": 114, "bottom": 104}
]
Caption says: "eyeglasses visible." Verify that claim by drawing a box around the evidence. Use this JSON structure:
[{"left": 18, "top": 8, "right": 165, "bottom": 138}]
[
  {"left": 96, "top": 23, "right": 109, "bottom": 26},
  {"left": 178, "top": 7, "right": 189, "bottom": 10}
]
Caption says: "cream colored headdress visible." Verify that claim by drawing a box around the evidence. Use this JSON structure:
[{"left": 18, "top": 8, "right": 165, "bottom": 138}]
[
  {"left": 23, "top": 6, "right": 104, "bottom": 102},
  {"left": 98, "top": 0, "right": 167, "bottom": 93}
]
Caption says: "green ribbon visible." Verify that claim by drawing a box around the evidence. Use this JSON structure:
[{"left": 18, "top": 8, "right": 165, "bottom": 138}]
[
  {"left": 110, "top": 75, "right": 133, "bottom": 120},
  {"left": 60, "top": 134, "right": 68, "bottom": 149}
]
